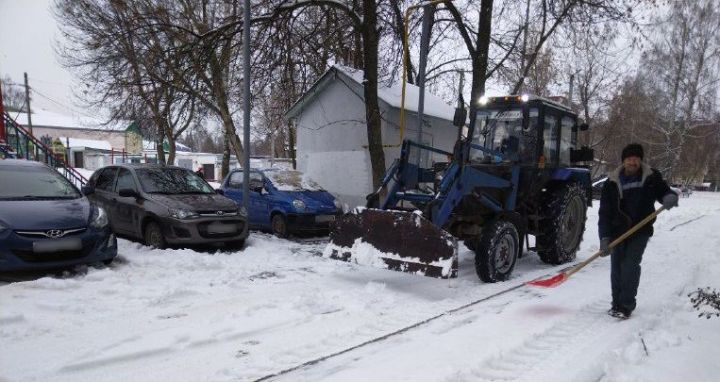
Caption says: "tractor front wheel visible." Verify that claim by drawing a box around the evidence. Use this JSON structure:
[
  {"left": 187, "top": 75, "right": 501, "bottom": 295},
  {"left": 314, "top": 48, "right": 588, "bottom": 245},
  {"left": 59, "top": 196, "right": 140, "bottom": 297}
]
[
  {"left": 537, "top": 182, "right": 587, "bottom": 264},
  {"left": 474, "top": 218, "right": 520, "bottom": 282}
]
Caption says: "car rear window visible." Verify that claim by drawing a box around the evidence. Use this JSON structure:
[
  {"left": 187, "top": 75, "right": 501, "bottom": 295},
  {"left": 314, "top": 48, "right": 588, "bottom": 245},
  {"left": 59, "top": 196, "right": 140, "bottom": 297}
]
[
  {"left": 136, "top": 168, "right": 214, "bottom": 194},
  {"left": 0, "top": 165, "right": 81, "bottom": 200}
]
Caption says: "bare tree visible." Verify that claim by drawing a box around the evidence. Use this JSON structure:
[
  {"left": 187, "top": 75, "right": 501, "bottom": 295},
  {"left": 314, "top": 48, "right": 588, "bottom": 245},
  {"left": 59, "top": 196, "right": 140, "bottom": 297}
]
[
  {"left": 1, "top": 76, "right": 27, "bottom": 113},
  {"left": 54, "top": 0, "right": 201, "bottom": 164},
  {"left": 641, "top": 0, "right": 720, "bottom": 178}
]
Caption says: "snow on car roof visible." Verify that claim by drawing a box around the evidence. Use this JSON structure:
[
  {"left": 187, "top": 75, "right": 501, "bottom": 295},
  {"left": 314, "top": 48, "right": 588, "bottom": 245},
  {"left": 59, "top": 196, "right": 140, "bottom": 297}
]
[{"left": 264, "top": 170, "right": 323, "bottom": 191}]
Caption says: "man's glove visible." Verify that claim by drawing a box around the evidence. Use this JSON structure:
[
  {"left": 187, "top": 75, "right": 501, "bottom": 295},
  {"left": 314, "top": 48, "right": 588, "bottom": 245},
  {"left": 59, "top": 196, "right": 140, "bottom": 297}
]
[
  {"left": 662, "top": 192, "right": 679, "bottom": 210},
  {"left": 600, "top": 237, "right": 612, "bottom": 257}
]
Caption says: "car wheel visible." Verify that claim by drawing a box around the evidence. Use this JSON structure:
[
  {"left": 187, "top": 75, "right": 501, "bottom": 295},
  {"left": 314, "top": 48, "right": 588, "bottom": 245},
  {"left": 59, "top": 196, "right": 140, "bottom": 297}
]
[
  {"left": 144, "top": 221, "right": 167, "bottom": 249},
  {"left": 271, "top": 214, "right": 288, "bottom": 238}
]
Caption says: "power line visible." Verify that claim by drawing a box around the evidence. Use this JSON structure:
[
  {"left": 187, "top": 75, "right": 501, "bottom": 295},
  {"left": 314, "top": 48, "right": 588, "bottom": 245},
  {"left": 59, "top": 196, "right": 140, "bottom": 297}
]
[{"left": 30, "top": 87, "right": 108, "bottom": 122}]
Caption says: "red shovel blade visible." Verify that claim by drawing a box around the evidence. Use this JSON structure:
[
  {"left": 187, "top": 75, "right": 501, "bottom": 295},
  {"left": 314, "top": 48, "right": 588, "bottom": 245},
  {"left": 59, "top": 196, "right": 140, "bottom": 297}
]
[{"left": 526, "top": 272, "right": 568, "bottom": 288}]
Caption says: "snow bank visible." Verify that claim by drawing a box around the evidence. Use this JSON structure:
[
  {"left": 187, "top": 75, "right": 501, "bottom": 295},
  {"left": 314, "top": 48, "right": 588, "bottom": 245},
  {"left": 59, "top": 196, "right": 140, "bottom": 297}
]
[{"left": 1, "top": 193, "right": 719, "bottom": 381}]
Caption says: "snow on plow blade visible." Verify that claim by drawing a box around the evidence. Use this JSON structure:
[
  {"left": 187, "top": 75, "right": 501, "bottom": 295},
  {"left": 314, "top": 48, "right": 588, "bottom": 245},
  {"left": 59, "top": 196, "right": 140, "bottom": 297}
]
[{"left": 324, "top": 209, "right": 458, "bottom": 279}]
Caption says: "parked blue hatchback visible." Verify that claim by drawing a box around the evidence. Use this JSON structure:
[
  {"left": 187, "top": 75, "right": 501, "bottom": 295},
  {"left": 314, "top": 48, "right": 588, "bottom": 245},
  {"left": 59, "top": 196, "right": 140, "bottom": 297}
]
[
  {"left": 0, "top": 160, "right": 117, "bottom": 271},
  {"left": 220, "top": 169, "right": 341, "bottom": 237}
]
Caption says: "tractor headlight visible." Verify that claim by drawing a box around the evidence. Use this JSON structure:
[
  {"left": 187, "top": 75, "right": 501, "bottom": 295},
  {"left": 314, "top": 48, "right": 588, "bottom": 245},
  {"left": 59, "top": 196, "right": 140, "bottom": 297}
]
[
  {"left": 478, "top": 96, "right": 489, "bottom": 105},
  {"left": 90, "top": 207, "right": 109, "bottom": 229},
  {"left": 170, "top": 209, "right": 199, "bottom": 219},
  {"left": 292, "top": 199, "right": 306, "bottom": 211}
]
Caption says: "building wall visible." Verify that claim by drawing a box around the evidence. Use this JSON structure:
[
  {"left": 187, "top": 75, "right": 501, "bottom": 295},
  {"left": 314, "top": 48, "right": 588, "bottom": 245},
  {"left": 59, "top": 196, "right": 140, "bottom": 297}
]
[
  {"left": 294, "top": 78, "right": 460, "bottom": 207},
  {"left": 32, "top": 126, "right": 126, "bottom": 150},
  {"left": 295, "top": 79, "right": 374, "bottom": 207}
]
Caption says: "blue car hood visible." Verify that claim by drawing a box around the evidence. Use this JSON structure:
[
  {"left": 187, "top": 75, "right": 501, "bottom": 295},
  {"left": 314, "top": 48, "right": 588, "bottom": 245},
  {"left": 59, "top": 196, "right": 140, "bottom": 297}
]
[{"left": 0, "top": 198, "right": 91, "bottom": 230}]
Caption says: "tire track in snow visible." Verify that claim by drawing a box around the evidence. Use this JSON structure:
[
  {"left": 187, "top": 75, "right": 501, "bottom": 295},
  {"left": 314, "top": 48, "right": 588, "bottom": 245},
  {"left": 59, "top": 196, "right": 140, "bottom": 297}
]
[
  {"left": 461, "top": 299, "right": 611, "bottom": 381},
  {"left": 58, "top": 310, "right": 342, "bottom": 374},
  {"left": 249, "top": 276, "right": 560, "bottom": 382}
]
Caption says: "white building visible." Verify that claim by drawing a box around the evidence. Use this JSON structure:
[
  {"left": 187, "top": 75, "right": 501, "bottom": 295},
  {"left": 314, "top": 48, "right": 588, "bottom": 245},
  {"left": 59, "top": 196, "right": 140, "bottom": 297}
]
[{"left": 285, "top": 65, "right": 461, "bottom": 207}]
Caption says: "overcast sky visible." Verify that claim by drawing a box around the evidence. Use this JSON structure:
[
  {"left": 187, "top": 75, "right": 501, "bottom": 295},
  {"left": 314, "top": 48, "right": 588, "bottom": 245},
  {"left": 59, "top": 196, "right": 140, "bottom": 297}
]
[{"left": 0, "top": 0, "right": 80, "bottom": 115}]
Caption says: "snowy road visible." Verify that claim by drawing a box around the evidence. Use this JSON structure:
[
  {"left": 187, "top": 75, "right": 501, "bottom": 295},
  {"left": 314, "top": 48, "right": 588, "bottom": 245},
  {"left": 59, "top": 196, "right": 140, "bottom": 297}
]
[{"left": 1, "top": 194, "right": 719, "bottom": 381}]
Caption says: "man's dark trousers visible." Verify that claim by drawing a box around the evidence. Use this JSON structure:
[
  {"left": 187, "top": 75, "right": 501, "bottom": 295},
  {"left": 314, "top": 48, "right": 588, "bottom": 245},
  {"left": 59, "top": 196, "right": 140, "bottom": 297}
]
[{"left": 611, "top": 233, "right": 650, "bottom": 313}]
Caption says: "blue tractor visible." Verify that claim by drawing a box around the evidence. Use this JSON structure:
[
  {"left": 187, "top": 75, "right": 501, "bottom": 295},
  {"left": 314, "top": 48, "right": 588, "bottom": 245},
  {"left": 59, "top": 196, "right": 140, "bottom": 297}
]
[{"left": 326, "top": 95, "right": 594, "bottom": 282}]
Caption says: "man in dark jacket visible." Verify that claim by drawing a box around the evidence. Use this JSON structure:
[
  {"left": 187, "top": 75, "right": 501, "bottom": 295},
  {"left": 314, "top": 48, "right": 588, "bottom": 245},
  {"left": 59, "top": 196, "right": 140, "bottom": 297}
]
[{"left": 598, "top": 143, "right": 678, "bottom": 319}]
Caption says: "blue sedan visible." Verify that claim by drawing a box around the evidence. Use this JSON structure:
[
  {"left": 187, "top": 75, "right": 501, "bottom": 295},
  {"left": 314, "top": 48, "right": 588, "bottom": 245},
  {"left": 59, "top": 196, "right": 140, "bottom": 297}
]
[
  {"left": 0, "top": 160, "right": 117, "bottom": 271},
  {"left": 220, "top": 169, "right": 341, "bottom": 237}
]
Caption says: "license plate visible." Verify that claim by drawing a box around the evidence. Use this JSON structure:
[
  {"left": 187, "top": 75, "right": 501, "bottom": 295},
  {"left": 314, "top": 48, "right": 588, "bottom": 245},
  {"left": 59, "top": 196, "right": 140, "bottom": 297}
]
[
  {"left": 33, "top": 238, "right": 83, "bottom": 253},
  {"left": 207, "top": 222, "right": 236, "bottom": 234},
  {"left": 315, "top": 215, "right": 335, "bottom": 223}
]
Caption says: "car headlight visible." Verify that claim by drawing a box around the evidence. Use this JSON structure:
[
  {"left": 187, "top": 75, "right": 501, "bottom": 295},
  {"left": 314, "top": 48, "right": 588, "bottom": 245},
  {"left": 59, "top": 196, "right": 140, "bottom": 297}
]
[
  {"left": 292, "top": 199, "right": 306, "bottom": 211},
  {"left": 170, "top": 209, "right": 199, "bottom": 219},
  {"left": 238, "top": 206, "right": 248, "bottom": 217},
  {"left": 90, "top": 207, "right": 109, "bottom": 229},
  {"left": 333, "top": 199, "right": 342, "bottom": 209},
  {"left": 0, "top": 221, "right": 8, "bottom": 233}
]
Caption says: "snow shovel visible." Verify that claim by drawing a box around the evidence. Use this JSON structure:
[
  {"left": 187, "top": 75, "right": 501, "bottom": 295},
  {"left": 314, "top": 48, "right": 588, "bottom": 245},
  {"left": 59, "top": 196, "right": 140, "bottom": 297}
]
[
  {"left": 324, "top": 208, "right": 459, "bottom": 279},
  {"left": 527, "top": 206, "right": 666, "bottom": 288}
]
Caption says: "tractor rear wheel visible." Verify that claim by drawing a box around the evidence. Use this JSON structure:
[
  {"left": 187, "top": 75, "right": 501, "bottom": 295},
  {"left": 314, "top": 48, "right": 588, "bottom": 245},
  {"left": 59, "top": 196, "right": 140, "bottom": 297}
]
[
  {"left": 537, "top": 182, "right": 587, "bottom": 264},
  {"left": 474, "top": 218, "right": 520, "bottom": 282}
]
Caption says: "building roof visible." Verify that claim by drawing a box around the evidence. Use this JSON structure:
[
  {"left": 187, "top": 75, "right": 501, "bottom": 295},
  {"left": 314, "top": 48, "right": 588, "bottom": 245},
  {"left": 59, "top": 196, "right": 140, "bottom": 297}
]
[
  {"left": 142, "top": 140, "right": 193, "bottom": 152},
  {"left": 60, "top": 137, "right": 113, "bottom": 151},
  {"left": 10, "top": 108, "right": 129, "bottom": 132},
  {"left": 285, "top": 64, "right": 457, "bottom": 122}
]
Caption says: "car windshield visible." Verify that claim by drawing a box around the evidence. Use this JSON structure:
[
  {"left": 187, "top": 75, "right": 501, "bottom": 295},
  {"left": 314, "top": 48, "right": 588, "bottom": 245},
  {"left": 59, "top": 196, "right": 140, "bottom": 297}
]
[
  {"left": 136, "top": 168, "right": 214, "bottom": 194},
  {"left": 264, "top": 170, "right": 323, "bottom": 191},
  {"left": 0, "top": 165, "right": 81, "bottom": 200}
]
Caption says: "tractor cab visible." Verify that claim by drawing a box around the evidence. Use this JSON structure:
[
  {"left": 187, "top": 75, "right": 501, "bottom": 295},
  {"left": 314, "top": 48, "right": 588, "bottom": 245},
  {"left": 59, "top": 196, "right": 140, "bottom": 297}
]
[{"left": 469, "top": 95, "right": 592, "bottom": 168}]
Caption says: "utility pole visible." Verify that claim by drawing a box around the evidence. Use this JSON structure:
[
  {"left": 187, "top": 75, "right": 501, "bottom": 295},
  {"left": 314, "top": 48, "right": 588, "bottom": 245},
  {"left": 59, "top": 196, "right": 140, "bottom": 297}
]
[
  {"left": 568, "top": 74, "right": 574, "bottom": 109},
  {"left": 414, "top": 4, "right": 435, "bottom": 170},
  {"left": 0, "top": 77, "right": 5, "bottom": 141},
  {"left": 24, "top": 72, "right": 32, "bottom": 135},
  {"left": 241, "top": 0, "right": 251, "bottom": 239}
]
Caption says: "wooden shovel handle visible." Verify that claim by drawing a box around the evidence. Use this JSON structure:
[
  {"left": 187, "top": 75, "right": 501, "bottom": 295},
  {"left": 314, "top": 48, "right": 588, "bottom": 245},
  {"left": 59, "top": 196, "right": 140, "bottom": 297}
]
[{"left": 565, "top": 206, "right": 666, "bottom": 278}]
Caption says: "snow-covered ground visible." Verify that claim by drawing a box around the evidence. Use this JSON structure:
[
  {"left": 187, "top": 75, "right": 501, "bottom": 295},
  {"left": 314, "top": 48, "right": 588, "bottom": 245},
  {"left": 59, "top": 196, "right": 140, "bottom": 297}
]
[{"left": 1, "top": 193, "right": 719, "bottom": 382}]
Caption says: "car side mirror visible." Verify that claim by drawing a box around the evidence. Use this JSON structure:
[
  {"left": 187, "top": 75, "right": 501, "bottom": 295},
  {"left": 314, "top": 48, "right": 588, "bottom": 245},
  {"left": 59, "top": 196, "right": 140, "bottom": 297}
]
[
  {"left": 215, "top": 189, "right": 225, "bottom": 195},
  {"left": 81, "top": 186, "right": 95, "bottom": 196},
  {"left": 119, "top": 188, "right": 139, "bottom": 198}
]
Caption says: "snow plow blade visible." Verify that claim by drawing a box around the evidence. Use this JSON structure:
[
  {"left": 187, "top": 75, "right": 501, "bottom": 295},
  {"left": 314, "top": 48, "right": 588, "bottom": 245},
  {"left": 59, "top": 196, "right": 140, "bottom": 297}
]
[{"left": 324, "top": 209, "right": 458, "bottom": 279}]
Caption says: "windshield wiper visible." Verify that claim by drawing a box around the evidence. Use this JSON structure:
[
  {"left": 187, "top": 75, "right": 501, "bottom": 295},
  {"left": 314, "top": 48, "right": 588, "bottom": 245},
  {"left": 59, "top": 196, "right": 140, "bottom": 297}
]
[{"left": 177, "top": 191, "right": 213, "bottom": 194}]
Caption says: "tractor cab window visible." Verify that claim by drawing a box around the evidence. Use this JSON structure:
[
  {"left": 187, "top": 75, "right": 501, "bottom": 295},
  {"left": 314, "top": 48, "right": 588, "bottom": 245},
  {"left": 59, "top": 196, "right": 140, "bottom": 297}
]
[
  {"left": 560, "top": 116, "right": 575, "bottom": 165},
  {"left": 520, "top": 108, "right": 540, "bottom": 163},
  {"left": 472, "top": 108, "right": 524, "bottom": 161},
  {"left": 543, "top": 114, "right": 559, "bottom": 165}
]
